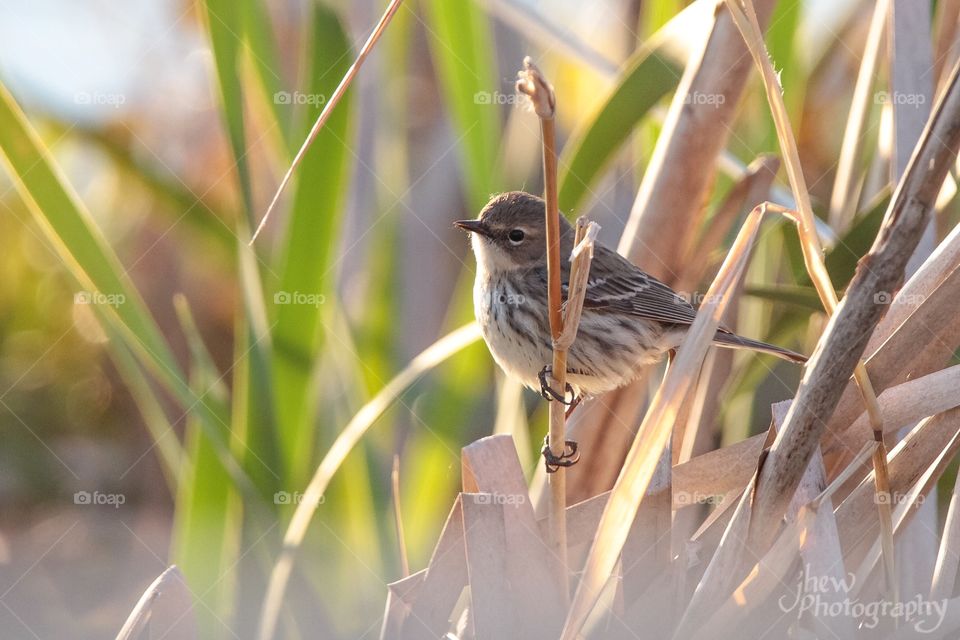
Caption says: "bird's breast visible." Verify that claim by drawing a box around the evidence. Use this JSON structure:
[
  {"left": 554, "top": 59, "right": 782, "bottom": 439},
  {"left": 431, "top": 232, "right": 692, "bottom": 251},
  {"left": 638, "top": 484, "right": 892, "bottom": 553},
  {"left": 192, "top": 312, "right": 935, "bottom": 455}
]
[{"left": 473, "top": 271, "right": 549, "bottom": 389}]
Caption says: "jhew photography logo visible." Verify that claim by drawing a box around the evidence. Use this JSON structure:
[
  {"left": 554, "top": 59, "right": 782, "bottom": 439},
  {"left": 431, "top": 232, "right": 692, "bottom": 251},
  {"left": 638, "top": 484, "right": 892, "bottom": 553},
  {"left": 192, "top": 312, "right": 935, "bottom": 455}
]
[
  {"left": 470, "top": 492, "right": 526, "bottom": 508},
  {"left": 274, "top": 291, "right": 326, "bottom": 307},
  {"left": 75, "top": 291, "right": 126, "bottom": 307},
  {"left": 779, "top": 564, "right": 947, "bottom": 633},
  {"left": 74, "top": 490, "right": 125, "bottom": 509}
]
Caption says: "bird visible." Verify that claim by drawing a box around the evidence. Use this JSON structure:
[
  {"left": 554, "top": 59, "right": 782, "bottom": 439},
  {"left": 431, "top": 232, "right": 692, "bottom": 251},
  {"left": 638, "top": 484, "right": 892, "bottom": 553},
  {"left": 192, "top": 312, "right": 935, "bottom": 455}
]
[{"left": 455, "top": 191, "right": 806, "bottom": 402}]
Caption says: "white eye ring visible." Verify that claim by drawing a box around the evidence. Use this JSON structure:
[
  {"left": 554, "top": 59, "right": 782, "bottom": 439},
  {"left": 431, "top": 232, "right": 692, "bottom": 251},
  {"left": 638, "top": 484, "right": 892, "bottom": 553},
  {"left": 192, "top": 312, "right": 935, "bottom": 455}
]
[{"left": 508, "top": 229, "right": 525, "bottom": 245}]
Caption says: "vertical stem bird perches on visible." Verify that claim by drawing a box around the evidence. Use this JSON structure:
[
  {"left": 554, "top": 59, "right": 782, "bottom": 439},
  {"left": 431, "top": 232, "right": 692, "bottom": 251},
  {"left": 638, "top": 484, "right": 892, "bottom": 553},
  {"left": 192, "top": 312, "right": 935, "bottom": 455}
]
[{"left": 517, "top": 57, "right": 599, "bottom": 601}]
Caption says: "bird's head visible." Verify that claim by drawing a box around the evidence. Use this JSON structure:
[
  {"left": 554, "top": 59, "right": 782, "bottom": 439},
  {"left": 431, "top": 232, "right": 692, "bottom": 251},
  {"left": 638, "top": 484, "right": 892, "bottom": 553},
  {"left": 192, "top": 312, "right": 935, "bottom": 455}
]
[{"left": 455, "top": 191, "right": 573, "bottom": 272}]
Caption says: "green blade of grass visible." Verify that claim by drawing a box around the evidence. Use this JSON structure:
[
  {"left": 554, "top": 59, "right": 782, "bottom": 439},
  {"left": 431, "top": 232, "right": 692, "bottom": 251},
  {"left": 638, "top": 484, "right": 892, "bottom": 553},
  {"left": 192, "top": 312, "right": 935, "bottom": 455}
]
[
  {"left": 557, "top": 44, "right": 681, "bottom": 212},
  {"left": 171, "top": 299, "right": 242, "bottom": 640},
  {"left": 422, "top": 0, "right": 501, "bottom": 210},
  {"left": 237, "top": 235, "right": 283, "bottom": 493},
  {"left": 0, "top": 80, "right": 253, "bottom": 494},
  {"left": 200, "top": 0, "right": 255, "bottom": 217},
  {"left": 272, "top": 4, "right": 354, "bottom": 487},
  {"left": 240, "top": 0, "right": 294, "bottom": 155}
]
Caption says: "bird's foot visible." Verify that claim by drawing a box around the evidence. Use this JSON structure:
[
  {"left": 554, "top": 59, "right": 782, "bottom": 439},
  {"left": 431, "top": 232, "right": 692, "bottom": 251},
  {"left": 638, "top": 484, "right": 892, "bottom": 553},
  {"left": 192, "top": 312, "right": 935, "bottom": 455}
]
[
  {"left": 541, "top": 435, "right": 581, "bottom": 473},
  {"left": 538, "top": 365, "right": 576, "bottom": 405}
]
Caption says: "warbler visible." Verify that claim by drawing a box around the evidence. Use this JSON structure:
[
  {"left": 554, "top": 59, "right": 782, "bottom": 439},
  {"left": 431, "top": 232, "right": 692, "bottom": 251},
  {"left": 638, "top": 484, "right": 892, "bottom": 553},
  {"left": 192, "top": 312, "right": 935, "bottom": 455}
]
[{"left": 455, "top": 191, "right": 806, "bottom": 400}]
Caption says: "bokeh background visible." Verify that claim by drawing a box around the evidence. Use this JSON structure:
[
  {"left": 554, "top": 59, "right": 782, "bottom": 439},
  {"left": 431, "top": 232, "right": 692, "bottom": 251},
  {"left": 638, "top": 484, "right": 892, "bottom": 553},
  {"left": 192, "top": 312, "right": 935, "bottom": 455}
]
[{"left": 0, "top": 0, "right": 950, "bottom": 638}]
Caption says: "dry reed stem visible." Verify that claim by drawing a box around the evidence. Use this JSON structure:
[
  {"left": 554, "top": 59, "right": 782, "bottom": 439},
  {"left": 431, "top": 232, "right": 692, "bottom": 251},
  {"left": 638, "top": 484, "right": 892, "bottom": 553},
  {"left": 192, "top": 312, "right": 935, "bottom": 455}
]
[
  {"left": 256, "top": 323, "right": 480, "bottom": 640},
  {"left": 515, "top": 56, "right": 572, "bottom": 599},
  {"left": 250, "top": 0, "right": 404, "bottom": 243}
]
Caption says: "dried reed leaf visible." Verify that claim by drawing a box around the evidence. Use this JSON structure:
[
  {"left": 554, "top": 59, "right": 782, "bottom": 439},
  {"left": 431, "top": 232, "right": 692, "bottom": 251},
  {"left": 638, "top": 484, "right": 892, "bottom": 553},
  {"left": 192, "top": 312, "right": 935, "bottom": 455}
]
[
  {"left": 461, "top": 496, "right": 514, "bottom": 638},
  {"left": 833, "top": 365, "right": 960, "bottom": 456},
  {"left": 400, "top": 497, "right": 468, "bottom": 639},
  {"left": 836, "top": 409, "right": 960, "bottom": 567},
  {"left": 851, "top": 414, "right": 960, "bottom": 593},
  {"left": 380, "top": 571, "right": 425, "bottom": 640},
  {"left": 461, "top": 436, "right": 565, "bottom": 638}
]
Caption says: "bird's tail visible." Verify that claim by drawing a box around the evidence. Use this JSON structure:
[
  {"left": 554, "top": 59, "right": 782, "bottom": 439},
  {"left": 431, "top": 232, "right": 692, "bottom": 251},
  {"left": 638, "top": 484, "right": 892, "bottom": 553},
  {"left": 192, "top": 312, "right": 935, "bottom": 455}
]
[{"left": 712, "top": 331, "right": 807, "bottom": 364}]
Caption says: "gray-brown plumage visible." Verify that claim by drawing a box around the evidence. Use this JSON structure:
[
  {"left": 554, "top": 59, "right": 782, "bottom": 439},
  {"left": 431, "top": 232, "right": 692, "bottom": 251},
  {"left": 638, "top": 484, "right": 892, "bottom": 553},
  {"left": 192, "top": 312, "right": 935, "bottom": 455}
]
[{"left": 455, "top": 191, "right": 806, "bottom": 398}]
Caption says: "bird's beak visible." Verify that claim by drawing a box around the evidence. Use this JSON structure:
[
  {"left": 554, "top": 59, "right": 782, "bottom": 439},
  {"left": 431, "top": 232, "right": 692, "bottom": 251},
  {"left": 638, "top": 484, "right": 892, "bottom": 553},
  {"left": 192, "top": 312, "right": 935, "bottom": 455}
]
[{"left": 454, "top": 219, "right": 491, "bottom": 238}]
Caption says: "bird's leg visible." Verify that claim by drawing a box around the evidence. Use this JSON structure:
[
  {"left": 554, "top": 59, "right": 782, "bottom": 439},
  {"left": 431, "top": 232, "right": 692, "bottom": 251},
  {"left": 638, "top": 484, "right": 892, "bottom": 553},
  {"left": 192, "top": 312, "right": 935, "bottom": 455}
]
[
  {"left": 537, "top": 364, "right": 576, "bottom": 405},
  {"left": 541, "top": 435, "right": 581, "bottom": 473}
]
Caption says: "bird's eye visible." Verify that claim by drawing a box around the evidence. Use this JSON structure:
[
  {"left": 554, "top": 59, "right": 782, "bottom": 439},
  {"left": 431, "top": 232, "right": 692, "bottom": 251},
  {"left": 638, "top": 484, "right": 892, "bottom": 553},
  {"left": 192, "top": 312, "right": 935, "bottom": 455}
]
[{"left": 508, "top": 229, "right": 525, "bottom": 245}]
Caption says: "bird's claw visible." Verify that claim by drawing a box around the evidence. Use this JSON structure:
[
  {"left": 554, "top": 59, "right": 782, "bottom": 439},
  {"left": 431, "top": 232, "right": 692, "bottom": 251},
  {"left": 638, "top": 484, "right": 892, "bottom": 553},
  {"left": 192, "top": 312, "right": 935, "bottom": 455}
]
[
  {"left": 541, "top": 435, "right": 581, "bottom": 473},
  {"left": 538, "top": 365, "right": 576, "bottom": 405}
]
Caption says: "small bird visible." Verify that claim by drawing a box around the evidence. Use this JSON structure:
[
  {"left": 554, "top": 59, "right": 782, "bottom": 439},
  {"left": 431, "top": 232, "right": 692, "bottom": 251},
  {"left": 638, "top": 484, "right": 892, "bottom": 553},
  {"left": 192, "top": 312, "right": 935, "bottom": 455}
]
[{"left": 455, "top": 191, "right": 806, "bottom": 401}]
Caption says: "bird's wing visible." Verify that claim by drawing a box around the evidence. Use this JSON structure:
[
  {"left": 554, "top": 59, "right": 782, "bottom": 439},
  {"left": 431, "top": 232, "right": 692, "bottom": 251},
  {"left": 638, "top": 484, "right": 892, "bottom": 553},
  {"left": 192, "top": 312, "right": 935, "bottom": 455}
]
[{"left": 575, "top": 247, "right": 702, "bottom": 327}]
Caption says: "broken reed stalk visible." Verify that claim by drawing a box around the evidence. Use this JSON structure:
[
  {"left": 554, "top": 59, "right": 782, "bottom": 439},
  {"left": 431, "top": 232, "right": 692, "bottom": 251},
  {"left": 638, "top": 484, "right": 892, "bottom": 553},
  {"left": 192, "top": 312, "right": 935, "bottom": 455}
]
[
  {"left": 517, "top": 57, "right": 598, "bottom": 601},
  {"left": 725, "top": 0, "right": 896, "bottom": 591},
  {"left": 250, "top": 0, "right": 404, "bottom": 243}
]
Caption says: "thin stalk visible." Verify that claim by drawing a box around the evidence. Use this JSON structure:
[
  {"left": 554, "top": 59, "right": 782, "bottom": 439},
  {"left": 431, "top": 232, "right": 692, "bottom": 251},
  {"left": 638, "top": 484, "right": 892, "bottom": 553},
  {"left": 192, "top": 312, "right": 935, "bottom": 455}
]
[
  {"left": 250, "top": 0, "right": 404, "bottom": 243},
  {"left": 392, "top": 455, "right": 410, "bottom": 578}
]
